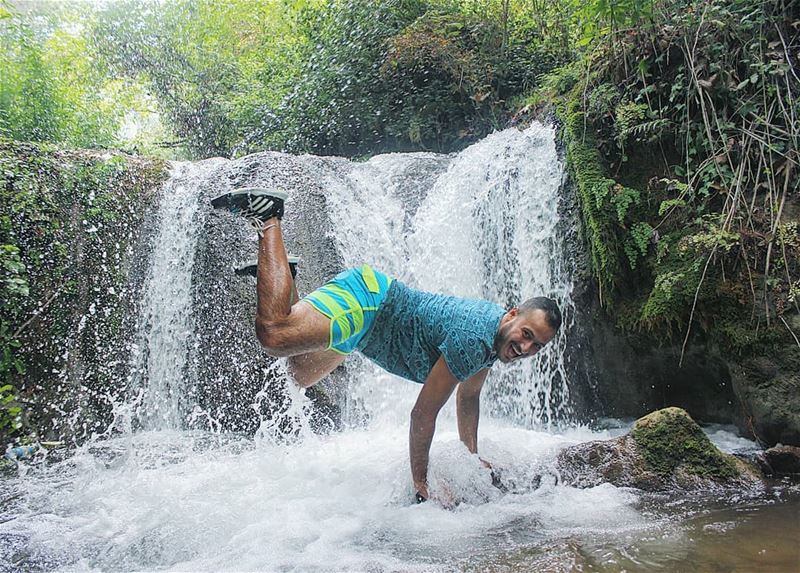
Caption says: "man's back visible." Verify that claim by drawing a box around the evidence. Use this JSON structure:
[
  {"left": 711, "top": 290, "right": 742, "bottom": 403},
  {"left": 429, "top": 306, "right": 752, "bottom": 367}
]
[{"left": 358, "top": 280, "right": 506, "bottom": 383}]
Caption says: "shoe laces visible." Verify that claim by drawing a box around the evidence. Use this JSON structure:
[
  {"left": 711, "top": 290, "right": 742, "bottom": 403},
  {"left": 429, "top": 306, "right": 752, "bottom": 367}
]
[{"left": 247, "top": 216, "right": 277, "bottom": 237}]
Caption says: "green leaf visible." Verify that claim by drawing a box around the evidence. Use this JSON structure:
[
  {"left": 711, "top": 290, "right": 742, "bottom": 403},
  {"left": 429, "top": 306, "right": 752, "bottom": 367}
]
[{"left": 659, "top": 198, "right": 687, "bottom": 217}]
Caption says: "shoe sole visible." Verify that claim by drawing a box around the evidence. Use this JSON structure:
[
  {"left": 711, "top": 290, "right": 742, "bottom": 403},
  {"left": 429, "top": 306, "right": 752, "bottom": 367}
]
[{"left": 210, "top": 187, "right": 288, "bottom": 210}]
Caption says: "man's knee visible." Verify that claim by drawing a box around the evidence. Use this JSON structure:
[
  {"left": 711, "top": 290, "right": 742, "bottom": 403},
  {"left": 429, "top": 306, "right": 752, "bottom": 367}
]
[{"left": 255, "top": 318, "right": 292, "bottom": 357}]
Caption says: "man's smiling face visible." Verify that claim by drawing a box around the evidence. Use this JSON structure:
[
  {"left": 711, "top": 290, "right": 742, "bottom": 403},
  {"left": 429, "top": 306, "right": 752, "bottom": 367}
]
[{"left": 494, "top": 307, "right": 556, "bottom": 363}]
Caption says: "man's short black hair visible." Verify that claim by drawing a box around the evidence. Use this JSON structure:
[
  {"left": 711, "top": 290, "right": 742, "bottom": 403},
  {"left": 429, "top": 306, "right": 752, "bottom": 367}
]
[{"left": 519, "top": 297, "right": 562, "bottom": 331}]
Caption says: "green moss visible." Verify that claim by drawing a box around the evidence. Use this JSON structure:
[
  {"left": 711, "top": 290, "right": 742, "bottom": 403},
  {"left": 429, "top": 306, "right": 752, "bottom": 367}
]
[
  {"left": 552, "top": 78, "right": 623, "bottom": 302},
  {"left": 0, "top": 141, "right": 168, "bottom": 443},
  {"left": 631, "top": 407, "right": 739, "bottom": 480},
  {"left": 713, "top": 315, "right": 786, "bottom": 357}
]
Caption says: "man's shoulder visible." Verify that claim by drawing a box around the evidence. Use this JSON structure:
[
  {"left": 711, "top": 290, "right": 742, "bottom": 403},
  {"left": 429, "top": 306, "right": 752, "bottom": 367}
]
[{"left": 439, "top": 293, "right": 505, "bottom": 327}]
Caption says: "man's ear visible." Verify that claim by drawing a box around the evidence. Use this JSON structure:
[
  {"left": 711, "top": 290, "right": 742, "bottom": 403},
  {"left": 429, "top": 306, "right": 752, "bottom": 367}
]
[{"left": 500, "top": 307, "right": 519, "bottom": 326}]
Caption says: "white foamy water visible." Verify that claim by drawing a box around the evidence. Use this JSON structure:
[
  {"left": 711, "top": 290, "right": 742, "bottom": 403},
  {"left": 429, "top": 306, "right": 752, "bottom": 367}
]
[
  {"left": 128, "top": 159, "right": 226, "bottom": 431},
  {"left": 2, "top": 423, "right": 652, "bottom": 572},
  {"left": 0, "top": 125, "right": 774, "bottom": 572}
]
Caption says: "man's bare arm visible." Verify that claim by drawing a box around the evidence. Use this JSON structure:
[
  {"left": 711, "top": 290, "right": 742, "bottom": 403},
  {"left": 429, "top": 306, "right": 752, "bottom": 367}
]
[
  {"left": 456, "top": 369, "right": 488, "bottom": 454},
  {"left": 409, "top": 356, "right": 459, "bottom": 499}
]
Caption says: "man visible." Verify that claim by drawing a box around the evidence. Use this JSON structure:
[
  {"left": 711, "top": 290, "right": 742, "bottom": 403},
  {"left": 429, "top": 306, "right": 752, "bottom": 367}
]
[{"left": 212, "top": 187, "right": 562, "bottom": 503}]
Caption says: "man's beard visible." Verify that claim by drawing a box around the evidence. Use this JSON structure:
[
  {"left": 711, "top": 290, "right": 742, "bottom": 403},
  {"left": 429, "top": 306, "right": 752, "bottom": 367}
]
[{"left": 493, "top": 322, "right": 512, "bottom": 362}]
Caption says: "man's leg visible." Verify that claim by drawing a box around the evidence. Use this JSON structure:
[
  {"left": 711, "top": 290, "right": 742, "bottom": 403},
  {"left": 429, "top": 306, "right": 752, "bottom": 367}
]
[
  {"left": 255, "top": 218, "right": 330, "bottom": 356},
  {"left": 288, "top": 350, "right": 347, "bottom": 388}
]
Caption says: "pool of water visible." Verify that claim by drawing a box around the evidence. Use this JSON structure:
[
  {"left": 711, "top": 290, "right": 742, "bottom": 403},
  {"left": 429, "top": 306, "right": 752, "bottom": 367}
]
[{"left": 1, "top": 416, "right": 797, "bottom": 572}]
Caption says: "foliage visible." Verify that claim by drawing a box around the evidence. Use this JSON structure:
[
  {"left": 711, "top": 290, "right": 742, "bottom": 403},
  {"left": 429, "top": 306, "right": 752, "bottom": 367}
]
[
  {"left": 88, "top": 0, "right": 573, "bottom": 158},
  {"left": 1, "top": 0, "right": 575, "bottom": 158},
  {"left": 546, "top": 0, "right": 798, "bottom": 355},
  {"left": 0, "top": 244, "right": 27, "bottom": 434},
  {"left": 0, "top": 141, "right": 166, "bottom": 444},
  {"left": 0, "top": 2, "right": 144, "bottom": 150}
]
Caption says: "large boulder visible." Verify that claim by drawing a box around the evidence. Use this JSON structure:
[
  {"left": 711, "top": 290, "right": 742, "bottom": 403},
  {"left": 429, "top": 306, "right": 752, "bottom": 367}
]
[
  {"left": 731, "top": 345, "right": 800, "bottom": 447},
  {"left": 557, "top": 407, "right": 761, "bottom": 491},
  {"left": 761, "top": 445, "right": 800, "bottom": 477}
]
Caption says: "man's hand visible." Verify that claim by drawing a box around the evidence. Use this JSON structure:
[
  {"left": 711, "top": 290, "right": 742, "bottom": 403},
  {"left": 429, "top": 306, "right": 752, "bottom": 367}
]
[
  {"left": 480, "top": 457, "right": 508, "bottom": 492},
  {"left": 409, "top": 356, "right": 459, "bottom": 496},
  {"left": 414, "top": 482, "right": 456, "bottom": 508}
]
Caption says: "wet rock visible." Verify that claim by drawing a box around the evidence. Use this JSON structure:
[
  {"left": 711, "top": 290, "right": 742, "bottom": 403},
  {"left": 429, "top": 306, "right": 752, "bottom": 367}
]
[
  {"left": 1, "top": 143, "right": 167, "bottom": 444},
  {"left": 762, "top": 445, "right": 800, "bottom": 476},
  {"left": 557, "top": 407, "right": 761, "bottom": 491},
  {"left": 731, "top": 346, "right": 800, "bottom": 447},
  {"left": 192, "top": 153, "right": 344, "bottom": 434},
  {"left": 569, "top": 292, "right": 740, "bottom": 426}
]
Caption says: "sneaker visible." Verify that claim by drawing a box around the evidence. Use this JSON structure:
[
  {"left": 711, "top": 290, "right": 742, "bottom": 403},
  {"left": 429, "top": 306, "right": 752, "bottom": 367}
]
[
  {"left": 210, "top": 187, "right": 287, "bottom": 222},
  {"left": 235, "top": 255, "right": 300, "bottom": 279}
]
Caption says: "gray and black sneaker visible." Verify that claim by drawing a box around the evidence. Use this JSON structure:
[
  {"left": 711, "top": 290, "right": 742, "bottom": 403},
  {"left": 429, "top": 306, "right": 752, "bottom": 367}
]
[
  {"left": 210, "top": 187, "right": 287, "bottom": 222},
  {"left": 235, "top": 255, "right": 300, "bottom": 279}
]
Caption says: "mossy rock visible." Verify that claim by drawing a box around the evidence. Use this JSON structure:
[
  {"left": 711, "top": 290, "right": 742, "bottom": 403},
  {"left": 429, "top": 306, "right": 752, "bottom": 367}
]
[
  {"left": 0, "top": 142, "right": 168, "bottom": 444},
  {"left": 631, "top": 407, "right": 739, "bottom": 480},
  {"left": 557, "top": 407, "right": 761, "bottom": 492}
]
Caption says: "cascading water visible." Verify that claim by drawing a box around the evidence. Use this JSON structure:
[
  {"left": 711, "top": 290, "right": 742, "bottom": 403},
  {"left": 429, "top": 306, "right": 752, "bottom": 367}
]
[
  {"left": 0, "top": 124, "right": 786, "bottom": 573},
  {"left": 127, "top": 159, "right": 226, "bottom": 431},
  {"left": 320, "top": 124, "right": 573, "bottom": 429}
]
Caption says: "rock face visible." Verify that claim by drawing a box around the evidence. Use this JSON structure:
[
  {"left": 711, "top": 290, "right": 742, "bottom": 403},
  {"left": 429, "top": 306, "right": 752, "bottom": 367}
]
[
  {"left": 762, "top": 445, "right": 800, "bottom": 476},
  {"left": 731, "top": 345, "right": 800, "bottom": 447},
  {"left": 1, "top": 143, "right": 167, "bottom": 444},
  {"left": 569, "top": 273, "right": 800, "bottom": 447},
  {"left": 567, "top": 273, "right": 741, "bottom": 426},
  {"left": 557, "top": 407, "right": 761, "bottom": 491}
]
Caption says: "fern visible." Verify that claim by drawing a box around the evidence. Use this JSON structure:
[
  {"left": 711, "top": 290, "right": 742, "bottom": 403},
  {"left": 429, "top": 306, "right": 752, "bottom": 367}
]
[
  {"left": 622, "top": 118, "right": 671, "bottom": 142},
  {"left": 624, "top": 222, "right": 654, "bottom": 269}
]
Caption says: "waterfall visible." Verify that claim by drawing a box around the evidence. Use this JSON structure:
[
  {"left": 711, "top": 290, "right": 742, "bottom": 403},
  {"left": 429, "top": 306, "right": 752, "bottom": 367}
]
[
  {"left": 319, "top": 123, "right": 573, "bottom": 428},
  {"left": 126, "top": 123, "right": 573, "bottom": 432},
  {"left": 128, "top": 159, "right": 226, "bottom": 430}
]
